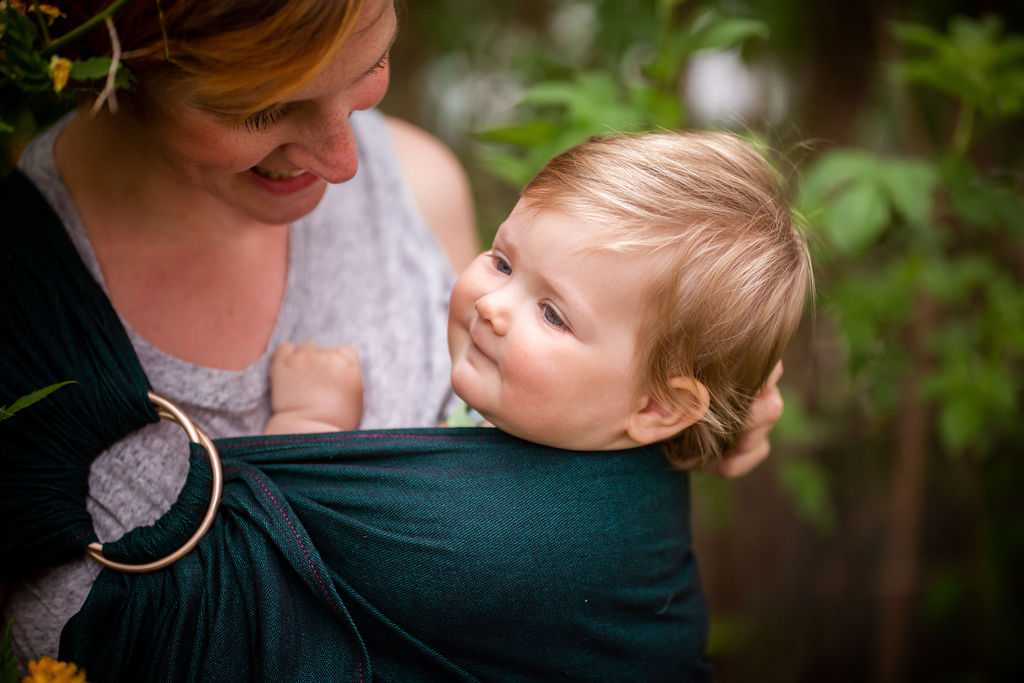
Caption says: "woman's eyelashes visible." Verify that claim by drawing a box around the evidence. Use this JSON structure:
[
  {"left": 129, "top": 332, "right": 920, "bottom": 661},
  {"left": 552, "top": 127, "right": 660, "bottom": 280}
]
[
  {"left": 244, "top": 107, "right": 286, "bottom": 133},
  {"left": 365, "top": 54, "right": 390, "bottom": 77}
]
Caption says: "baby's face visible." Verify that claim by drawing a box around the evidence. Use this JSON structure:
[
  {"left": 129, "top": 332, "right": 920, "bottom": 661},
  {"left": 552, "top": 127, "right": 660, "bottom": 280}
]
[{"left": 447, "top": 200, "right": 659, "bottom": 451}]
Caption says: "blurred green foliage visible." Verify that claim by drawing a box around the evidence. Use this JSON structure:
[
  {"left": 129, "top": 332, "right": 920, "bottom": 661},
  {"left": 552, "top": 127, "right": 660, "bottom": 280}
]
[
  {"left": 476, "top": 1, "right": 769, "bottom": 187},
  {"left": 799, "top": 14, "right": 1024, "bottom": 459}
]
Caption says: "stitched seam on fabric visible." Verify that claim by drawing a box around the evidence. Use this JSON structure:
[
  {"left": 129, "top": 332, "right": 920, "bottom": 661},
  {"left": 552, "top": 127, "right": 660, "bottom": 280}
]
[
  {"left": 55, "top": 529, "right": 93, "bottom": 551},
  {"left": 226, "top": 466, "right": 365, "bottom": 681},
  {"left": 219, "top": 432, "right": 468, "bottom": 450},
  {"left": 236, "top": 469, "right": 339, "bottom": 609}
]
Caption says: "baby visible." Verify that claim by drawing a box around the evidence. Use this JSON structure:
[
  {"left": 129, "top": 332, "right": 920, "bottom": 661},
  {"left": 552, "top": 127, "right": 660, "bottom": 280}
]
[{"left": 265, "top": 130, "right": 811, "bottom": 468}]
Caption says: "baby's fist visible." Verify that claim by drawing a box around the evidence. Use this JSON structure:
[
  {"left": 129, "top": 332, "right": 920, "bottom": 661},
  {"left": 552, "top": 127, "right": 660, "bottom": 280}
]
[{"left": 269, "top": 341, "right": 364, "bottom": 431}]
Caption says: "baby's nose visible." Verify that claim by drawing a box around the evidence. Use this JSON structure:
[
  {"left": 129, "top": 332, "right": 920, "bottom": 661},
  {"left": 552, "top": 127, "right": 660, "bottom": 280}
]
[{"left": 475, "top": 293, "right": 509, "bottom": 336}]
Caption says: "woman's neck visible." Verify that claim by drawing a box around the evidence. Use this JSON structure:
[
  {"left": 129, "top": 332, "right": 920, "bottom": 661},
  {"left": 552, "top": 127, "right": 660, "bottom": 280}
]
[{"left": 53, "top": 108, "right": 291, "bottom": 370}]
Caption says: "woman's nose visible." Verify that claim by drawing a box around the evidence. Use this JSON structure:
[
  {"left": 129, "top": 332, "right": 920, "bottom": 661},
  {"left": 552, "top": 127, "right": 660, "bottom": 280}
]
[
  {"left": 286, "top": 66, "right": 389, "bottom": 184},
  {"left": 288, "top": 110, "right": 360, "bottom": 184},
  {"left": 283, "top": 66, "right": 388, "bottom": 183},
  {"left": 475, "top": 291, "right": 510, "bottom": 336}
]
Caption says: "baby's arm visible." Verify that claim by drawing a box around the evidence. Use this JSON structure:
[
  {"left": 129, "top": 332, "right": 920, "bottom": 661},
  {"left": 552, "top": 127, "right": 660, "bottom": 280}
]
[{"left": 265, "top": 342, "right": 364, "bottom": 435}]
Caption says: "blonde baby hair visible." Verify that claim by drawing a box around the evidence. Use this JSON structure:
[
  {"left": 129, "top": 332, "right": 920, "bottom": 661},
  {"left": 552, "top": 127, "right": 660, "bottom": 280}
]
[{"left": 522, "top": 130, "right": 812, "bottom": 467}]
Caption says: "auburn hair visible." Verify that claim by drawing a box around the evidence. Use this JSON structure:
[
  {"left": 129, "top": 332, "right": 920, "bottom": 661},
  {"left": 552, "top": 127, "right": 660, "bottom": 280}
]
[
  {"left": 62, "top": 0, "right": 366, "bottom": 118},
  {"left": 522, "top": 131, "right": 812, "bottom": 467}
]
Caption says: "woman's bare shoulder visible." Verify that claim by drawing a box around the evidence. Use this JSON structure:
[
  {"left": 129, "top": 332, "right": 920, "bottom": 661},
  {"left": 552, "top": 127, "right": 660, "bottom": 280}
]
[{"left": 385, "top": 116, "right": 478, "bottom": 273}]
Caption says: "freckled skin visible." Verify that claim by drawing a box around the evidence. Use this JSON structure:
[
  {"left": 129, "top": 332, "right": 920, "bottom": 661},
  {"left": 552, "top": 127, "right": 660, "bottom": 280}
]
[{"left": 128, "top": 0, "right": 397, "bottom": 228}]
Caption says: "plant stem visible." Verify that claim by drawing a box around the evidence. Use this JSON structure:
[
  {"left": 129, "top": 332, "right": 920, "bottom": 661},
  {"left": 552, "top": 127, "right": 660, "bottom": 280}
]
[
  {"left": 156, "top": 0, "right": 170, "bottom": 60},
  {"left": 31, "top": 0, "right": 51, "bottom": 45},
  {"left": 40, "top": 0, "right": 134, "bottom": 57}
]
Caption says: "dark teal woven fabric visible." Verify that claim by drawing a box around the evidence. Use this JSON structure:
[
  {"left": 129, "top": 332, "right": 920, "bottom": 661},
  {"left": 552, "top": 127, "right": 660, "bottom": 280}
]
[
  {"left": 62, "top": 429, "right": 711, "bottom": 682},
  {"left": 0, "top": 170, "right": 157, "bottom": 579},
  {"left": 2, "top": 169, "right": 712, "bottom": 681}
]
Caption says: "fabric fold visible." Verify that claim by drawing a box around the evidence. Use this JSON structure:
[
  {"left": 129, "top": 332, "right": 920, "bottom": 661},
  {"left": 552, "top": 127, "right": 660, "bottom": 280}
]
[
  {"left": 0, "top": 170, "right": 157, "bottom": 579},
  {"left": 62, "top": 429, "right": 711, "bottom": 682}
]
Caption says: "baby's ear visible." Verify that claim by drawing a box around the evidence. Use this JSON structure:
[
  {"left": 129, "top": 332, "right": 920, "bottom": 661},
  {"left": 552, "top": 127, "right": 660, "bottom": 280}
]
[{"left": 626, "top": 377, "right": 710, "bottom": 446}]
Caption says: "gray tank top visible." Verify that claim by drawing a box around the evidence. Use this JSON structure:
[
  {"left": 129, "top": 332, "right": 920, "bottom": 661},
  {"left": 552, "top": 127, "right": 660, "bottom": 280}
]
[{"left": 5, "top": 109, "right": 458, "bottom": 662}]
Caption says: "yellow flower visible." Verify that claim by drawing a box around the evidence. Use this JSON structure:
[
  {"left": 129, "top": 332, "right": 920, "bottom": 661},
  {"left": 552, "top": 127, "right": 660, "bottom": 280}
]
[
  {"left": 1, "top": 2, "right": 65, "bottom": 24},
  {"left": 47, "top": 55, "right": 71, "bottom": 94},
  {"left": 22, "top": 657, "right": 88, "bottom": 683},
  {"left": 35, "top": 4, "right": 67, "bottom": 25}
]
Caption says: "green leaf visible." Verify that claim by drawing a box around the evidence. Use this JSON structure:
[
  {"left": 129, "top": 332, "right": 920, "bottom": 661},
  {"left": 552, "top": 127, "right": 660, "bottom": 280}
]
[
  {"left": 518, "top": 80, "right": 584, "bottom": 108},
  {"left": 0, "top": 381, "right": 77, "bottom": 421},
  {"left": 69, "top": 56, "right": 113, "bottom": 81},
  {"left": 475, "top": 146, "right": 539, "bottom": 188},
  {"left": 878, "top": 160, "right": 938, "bottom": 226},
  {"left": 628, "top": 84, "right": 683, "bottom": 129},
  {"left": 890, "top": 15, "right": 1024, "bottom": 120},
  {"left": 651, "top": 10, "right": 768, "bottom": 84},
  {"left": 921, "top": 338, "right": 1019, "bottom": 457},
  {"left": 689, "top": 15, "right": 769, "bottom": 54},
  {"left": 521, "top": 71, "right": 644, "bottom": 130},
  {"left": 819, "top": 179, "right": 891, "bottom": 255},
  {"left": 919, "top": 255, "right": 994, "bottom": 304},
  {"left": 655, "top": 0, "right": 688, "bottom": 28},
  {"left": 798, "top": 149, "right": 880, "bottom": 212},
  {"left": 474, "top": 120, "right": 559, "bottom": 147},
  {"left": 942, "top": 155, "right": 1024, "bottom": 234},
  {"left": 827, "top": 258, "right": 918, "bottom": 398},
  {"left": 1, "top": 619, "right": 22, "bottom": 683},
  {"left": 890, "top": 21, "right": 949, "bottom": 53}
]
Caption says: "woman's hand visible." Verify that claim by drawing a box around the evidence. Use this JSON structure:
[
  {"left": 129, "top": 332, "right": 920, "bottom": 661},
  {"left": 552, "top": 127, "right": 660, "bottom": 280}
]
[{"left": 703, "top": 361, "right": 785, "bottom": 478}]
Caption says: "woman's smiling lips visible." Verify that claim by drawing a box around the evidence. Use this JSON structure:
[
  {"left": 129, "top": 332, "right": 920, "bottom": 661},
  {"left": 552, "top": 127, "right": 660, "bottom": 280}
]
[
  {"left": 253, "top": 166, "right": 307, "bottom": 179},
  {"left": 249, "top": 165, "right": 321, "bottom": 194}
]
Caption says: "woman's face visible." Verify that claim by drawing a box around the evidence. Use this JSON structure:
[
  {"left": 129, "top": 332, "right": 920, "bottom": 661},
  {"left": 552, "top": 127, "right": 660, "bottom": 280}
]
[{"left": 139, "top": 0, "right": 397, "bottom": 226}]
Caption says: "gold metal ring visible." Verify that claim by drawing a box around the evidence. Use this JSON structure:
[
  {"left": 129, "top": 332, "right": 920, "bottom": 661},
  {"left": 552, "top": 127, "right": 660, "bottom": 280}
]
[{"left": 85, "top": 391, "right": 223, "bottom": 573}]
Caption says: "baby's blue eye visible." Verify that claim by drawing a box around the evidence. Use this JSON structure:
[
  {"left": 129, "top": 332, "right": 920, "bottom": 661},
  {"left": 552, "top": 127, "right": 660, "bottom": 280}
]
[
  {"left": 541, "top": 304, "right": 566, "bottom": 328},
  {"left": 491, "top": 254, "right": 512, "bottom": 275}
]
